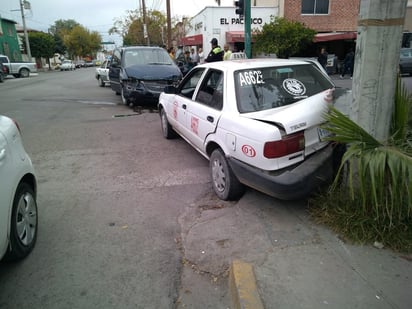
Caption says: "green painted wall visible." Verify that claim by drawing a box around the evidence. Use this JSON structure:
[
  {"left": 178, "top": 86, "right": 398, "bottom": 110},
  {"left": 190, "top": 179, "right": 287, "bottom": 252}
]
[{"left": 0, "top": 18, "right": 22, "bottom": 61}]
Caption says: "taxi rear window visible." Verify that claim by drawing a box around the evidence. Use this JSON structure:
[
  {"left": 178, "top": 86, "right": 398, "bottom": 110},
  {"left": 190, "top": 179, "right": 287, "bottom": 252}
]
[{"left": 234, "top": 64, "right": 334, "bottom": 113}]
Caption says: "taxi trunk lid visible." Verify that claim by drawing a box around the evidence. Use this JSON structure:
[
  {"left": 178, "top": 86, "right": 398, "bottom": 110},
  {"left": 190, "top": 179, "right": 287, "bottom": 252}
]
[{"left": 240, "top": 91, "right": 332, "bottom": 156}]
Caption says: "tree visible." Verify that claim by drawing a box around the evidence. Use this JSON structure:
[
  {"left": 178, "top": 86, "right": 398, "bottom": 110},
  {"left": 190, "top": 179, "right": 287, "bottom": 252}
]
[
  {"left": 110, "top": 9, "right": 167, "bottom": 46},
  {"left": 253, "top": 17, "right": 316, "bottom": 58},
  {"left": 48, "top": 19, "right": 80, "bottom": 55},
  {"left": 27, "top": 32, "right": 55, "bottom": 69},
  {"left": 63, "top": 25, "right": 102, "bottom": 58}
]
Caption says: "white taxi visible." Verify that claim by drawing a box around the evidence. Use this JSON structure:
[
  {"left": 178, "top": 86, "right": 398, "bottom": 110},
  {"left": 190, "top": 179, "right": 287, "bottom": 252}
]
[
  {"left": 0, "top": 115, "right": 38, "bottom": 261},
  {"left": 158, "top": 59, "right": 341, "bottom": 200}
]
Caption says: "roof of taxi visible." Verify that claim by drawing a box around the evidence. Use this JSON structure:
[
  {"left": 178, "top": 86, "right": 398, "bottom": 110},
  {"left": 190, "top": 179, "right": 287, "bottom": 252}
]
[{"left": 197, "top": 58, "right": 311, "bottom": 71}]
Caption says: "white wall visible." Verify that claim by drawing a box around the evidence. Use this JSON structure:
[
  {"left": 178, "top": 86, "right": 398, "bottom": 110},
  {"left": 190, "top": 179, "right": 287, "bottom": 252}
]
[{"left": 187, "top": 6, "right": 278, "bottom": 53}]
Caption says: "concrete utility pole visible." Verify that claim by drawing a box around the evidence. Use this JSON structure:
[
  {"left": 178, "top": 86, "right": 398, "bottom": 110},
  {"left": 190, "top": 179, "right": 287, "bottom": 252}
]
[
  {"left": 141, "top": 0, "right": 150, "bottom": 45},
  {"left": 19, "top": 0, "right": 32, "bottom": 61},
  {"left": 351, "top": 0, "right": 408, "bottom": 141},
  {"left": 166, "top": 0, "right": 171, "bottom": 48}
]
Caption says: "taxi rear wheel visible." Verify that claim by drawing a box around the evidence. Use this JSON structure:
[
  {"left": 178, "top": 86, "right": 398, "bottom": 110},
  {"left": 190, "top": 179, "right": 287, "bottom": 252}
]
[{"left": 210, "top": 149, "right": 245, "bottom": 200}]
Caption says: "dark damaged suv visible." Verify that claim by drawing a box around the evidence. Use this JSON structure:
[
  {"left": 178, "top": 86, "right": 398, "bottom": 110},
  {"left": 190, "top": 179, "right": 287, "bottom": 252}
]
[{"left": 109, "top": 46, "right": 182, "bottom": 106}]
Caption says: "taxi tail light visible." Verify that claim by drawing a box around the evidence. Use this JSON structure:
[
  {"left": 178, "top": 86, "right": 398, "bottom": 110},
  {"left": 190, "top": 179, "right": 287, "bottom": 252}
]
[{"left": 264, "top": 132, "right": 305, "bottom": 158}]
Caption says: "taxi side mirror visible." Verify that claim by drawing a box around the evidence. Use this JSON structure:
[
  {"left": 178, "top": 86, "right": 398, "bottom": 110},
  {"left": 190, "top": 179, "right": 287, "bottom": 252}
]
[{"left": 164, "top": 85, "right": 177, "bottom": 94}]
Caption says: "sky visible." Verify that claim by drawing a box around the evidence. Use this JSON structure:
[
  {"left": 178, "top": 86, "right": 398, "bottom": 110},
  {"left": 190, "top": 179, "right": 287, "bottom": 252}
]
[{"left": 0, "top": 0, "right": 234, "bottom": 47}]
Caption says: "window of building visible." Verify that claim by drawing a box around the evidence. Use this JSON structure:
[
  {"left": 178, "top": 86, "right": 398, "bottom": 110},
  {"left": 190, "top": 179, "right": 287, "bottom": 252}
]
[{"left": 302, "top": 0, "right": 329, "bottom": 15}]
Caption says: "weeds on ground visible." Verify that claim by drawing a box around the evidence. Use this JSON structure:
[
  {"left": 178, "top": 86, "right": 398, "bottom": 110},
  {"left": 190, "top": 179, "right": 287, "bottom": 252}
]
[
  {"left": 309, "top": 188, "right": 412, "bottom": 253},
  {"left": 309, "top": 77, "right": 412, "bottom": 254}
]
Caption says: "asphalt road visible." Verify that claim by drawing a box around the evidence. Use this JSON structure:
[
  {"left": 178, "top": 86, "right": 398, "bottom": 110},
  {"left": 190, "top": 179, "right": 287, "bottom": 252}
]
[
  {"left": 0, "top": 68, "right": 411, "bottom": 309},
  {"left": 0, "top": 68, "right": 221, "bottom": 308}
]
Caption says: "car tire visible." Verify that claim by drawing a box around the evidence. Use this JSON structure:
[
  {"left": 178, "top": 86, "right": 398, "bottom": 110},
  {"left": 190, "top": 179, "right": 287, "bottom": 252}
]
[
  {"left": 121, "top": 87, "right": 130, "bottom": 105},
  {"left": 3, "top": 182, "right": 38, "bottom": 262},
  {"left": 160, "top": 108, "right": 176, "bottom": 139},
  {"left": 210, "top": 149, "right": 245, "bottom": 201},
  {"left": 19, "top": 68, "right": 30, "bottom": 78},
  {"left": 98, "top": 76, "right": 105, "bottom": 87}
]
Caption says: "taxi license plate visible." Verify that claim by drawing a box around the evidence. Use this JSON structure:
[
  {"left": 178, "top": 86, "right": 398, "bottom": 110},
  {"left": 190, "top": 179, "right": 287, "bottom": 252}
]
[{"left": 318, "top": 128, "right": 332, "bottom": 141}]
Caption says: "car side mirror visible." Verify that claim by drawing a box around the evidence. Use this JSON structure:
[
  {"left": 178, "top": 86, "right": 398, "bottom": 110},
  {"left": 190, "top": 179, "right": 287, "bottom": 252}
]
[{"left": 164, "top": 85, "right": 177, "bottom": 94}]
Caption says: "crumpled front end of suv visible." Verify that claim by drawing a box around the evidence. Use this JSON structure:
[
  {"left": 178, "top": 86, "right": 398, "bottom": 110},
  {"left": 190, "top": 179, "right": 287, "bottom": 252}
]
[{"left": 121, "top": 65, "right": 182, "bottom": 104}]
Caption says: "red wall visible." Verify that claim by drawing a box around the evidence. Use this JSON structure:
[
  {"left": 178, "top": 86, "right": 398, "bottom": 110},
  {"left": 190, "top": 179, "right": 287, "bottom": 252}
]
[{"left": 284, "top": 0, "right": 360, "bottom": 32}]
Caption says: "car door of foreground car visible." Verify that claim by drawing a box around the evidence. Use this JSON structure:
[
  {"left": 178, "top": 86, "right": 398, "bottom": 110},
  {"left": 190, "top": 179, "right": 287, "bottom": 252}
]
[
  {"left": 183, "top": 69, "right": 224, "bottom": 151},
  {"left": 0, "top": 130, "right": 11, "bottom": 256}
]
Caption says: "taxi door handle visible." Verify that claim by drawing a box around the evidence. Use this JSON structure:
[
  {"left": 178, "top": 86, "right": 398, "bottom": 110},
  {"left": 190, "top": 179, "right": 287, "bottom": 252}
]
[
  {"left": 182, "top": 104, "right": 187, "bottom": 109},
  {"left": 207, "top": 116, "right": 214, "bottom": 123}
]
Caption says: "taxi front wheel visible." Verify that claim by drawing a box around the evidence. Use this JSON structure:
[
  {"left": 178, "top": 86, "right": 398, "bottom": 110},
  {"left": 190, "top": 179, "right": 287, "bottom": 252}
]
[
  {"left": 210, "top": 149, "right": 245, "bottom": 200},
  {"left": 160, "top": 108, "right": 176, "bottom": 139}
]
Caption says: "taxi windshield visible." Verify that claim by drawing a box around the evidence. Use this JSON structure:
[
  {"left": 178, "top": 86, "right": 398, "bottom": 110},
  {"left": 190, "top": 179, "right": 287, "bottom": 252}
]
[{"left": 234, "top": 64, "right": 334, "bottom": 113}]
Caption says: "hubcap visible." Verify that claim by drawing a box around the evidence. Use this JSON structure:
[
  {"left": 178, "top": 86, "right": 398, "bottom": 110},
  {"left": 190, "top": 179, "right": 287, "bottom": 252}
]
[
  {"left": 161, "top": 112, "right": 167, "bottom": 132},
  {"left": 212, "top": 158, "right": 226, "bottom": 192},
  {"left": 16, "top": 192, "right": 37, "bottom": 246}
]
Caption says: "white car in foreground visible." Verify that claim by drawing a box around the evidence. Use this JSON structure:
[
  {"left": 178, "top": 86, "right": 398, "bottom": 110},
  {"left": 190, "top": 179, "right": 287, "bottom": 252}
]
[
  {"left": 158, "top": 58, "right": 344, "bottom": 200},
  {"left": 0, "top": 115, "right": 38, "bottom": 261}
]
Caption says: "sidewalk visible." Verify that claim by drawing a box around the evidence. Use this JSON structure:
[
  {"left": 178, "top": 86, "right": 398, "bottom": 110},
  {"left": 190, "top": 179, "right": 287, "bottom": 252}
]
[{"left": 229, "top": 193, "right": 412, "bottom": 309}]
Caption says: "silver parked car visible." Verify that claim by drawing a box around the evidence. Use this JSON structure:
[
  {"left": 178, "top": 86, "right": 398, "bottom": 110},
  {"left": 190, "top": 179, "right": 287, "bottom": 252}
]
[
  {"left": 60, "top": 60, "right": 76, "bottom": 71},
  {"left": 95, "top": 60, "right": 111, "bottom": 87}
]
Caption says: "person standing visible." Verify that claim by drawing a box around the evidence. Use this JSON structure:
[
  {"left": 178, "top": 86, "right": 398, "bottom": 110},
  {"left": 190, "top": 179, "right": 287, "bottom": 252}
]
[
  {"left": 182, "top": 50, "right": 194, "bottom": 75},
  {"left": 190, "top": 48, "right": 200, "bottom": 66},
  {"left": 198, "top": 47, "right": 205, "bottom": 64},
  {"left": 205, "top": 38, "right": 224, "bottom": 62},
  {"left": 175, "top": 45, "right": 184, "bottom": 63},
  {"left": 168, "top": 47, "right": 175, "bottom": 60},
  {"left": 340, "top": 49, "right": 355, "bottom": 79},
  {"left": 223, "top": 44, "right": 232, "bottom": 60},
  {"left": 318, "top": 47, "right": 328, "bottom": 70}
]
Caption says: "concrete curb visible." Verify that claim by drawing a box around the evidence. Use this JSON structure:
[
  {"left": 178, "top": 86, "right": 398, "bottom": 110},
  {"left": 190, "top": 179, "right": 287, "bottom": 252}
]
[{"left": 229, "top": 260, "right": 264, "bottom": 309}]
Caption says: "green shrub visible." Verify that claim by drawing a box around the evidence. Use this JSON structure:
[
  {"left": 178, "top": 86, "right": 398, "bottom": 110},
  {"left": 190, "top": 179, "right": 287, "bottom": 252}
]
[{"left": 310, "top": 78, "right": 412, "bottom": 253}]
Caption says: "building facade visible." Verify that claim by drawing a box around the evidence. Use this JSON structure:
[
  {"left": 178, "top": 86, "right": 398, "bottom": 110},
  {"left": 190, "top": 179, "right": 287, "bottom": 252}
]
[
  {"left": 281, "top": 0, "right": 359, "bottom": 32},
  {"left": 182, "top": 6, "right": 277, "bottom": 54},
  {"left": 0, "top": 18, "right": 22, "bottom": 61},
  {"left": 280, "top": 0, "right": 359, "bottom": 62},
  {"left": 181, "top": 1, "right": 361, "bottom": 62}
]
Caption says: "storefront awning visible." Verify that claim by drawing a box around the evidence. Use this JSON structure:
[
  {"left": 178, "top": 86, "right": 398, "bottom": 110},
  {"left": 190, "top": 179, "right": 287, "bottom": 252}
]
[
  {"left": 226, "top": 31, "right": 256, "bottom": 43},
  {"left": 313, "top": 32, "right": 357, "bottom": 43},
  {"left": 226, "top": 31, "right": 245, "bottom": 43},
  {"left": 181, "top": 34, "right": 203, "bottom": 46}
]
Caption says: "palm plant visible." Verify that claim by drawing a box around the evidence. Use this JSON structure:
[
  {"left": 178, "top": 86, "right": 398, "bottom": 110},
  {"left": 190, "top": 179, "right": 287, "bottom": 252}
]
[{"left": 312, "top": 77, "right": 412, "bottom": 252}]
